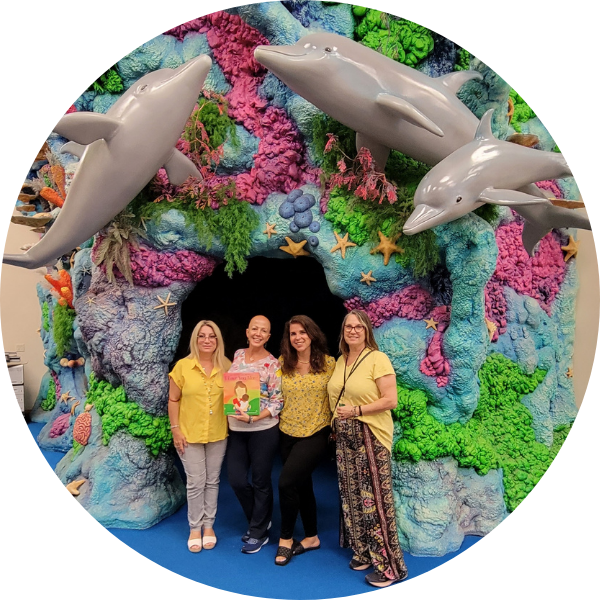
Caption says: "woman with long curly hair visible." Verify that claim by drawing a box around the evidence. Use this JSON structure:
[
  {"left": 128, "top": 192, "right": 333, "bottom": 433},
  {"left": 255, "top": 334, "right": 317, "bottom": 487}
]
[{"left": 274, "top": 315, "right": 335, "bottom": 566}]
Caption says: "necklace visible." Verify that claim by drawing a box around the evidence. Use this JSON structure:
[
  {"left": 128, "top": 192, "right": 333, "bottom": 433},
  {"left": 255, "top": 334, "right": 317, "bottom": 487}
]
[{"left": 297, "top": 360, "right": 310, "bottom": 364}]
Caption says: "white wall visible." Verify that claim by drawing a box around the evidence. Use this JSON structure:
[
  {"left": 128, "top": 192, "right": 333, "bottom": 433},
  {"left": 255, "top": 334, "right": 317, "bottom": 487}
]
[{"left": 0, "top": 218, "right": 47, "bottom": 410}]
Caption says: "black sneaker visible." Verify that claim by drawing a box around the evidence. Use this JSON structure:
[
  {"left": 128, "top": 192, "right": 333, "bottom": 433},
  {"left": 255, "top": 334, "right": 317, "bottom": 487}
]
[{"left": 241, "top": 536, "right": 269, "bottom": 554}]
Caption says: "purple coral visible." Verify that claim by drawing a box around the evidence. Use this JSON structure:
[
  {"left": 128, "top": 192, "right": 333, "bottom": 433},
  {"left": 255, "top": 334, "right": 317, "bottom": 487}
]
[
  {"left": 419, "top": 306, "right": 451, "bottom": 387},
  {"left": 128, "top": 246, "right": 219, "bottom": 287},
  {"left": 345, "top": 285, "right": 436, "bottom": 328},
  {"left": 49, "top": 413, "right": 71, "bottom": 438}
]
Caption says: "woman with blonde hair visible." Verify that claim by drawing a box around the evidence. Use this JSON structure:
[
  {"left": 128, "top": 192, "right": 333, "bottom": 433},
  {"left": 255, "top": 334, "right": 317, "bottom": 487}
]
[
  {"left": 168, "top": 319, "right": 231, "bottom": 553},
  {"left": 327, "top": 309, "right": 408, "bottom": 587}
]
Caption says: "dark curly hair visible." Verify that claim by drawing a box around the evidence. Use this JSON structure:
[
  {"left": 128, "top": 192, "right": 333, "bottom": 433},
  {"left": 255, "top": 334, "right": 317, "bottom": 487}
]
[{"left": 280, "top": 315, "right": 329, "bottom": 375}]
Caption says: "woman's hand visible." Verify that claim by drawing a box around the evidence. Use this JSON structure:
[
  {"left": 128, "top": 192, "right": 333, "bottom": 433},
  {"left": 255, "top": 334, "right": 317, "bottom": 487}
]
[
  {"left": 172, "top": 428, "right": 188, "bottom": 454},
  {"left": 232, "top": 411, "right": 252, "bottom": 423},
  {"left": 336, "top": 404, "right": 357, "bottom": 420}
]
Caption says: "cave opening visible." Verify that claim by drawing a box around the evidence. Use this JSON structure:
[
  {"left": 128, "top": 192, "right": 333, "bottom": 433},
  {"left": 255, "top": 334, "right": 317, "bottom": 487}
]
[{"left": 173, "top": 256, "right": 349, "bottom": 365}]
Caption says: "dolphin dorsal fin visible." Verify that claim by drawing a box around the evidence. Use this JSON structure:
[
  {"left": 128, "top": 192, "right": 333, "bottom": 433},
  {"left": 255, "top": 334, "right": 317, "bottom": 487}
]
[
  {"left": 60, "top": 141, "right": 86, "bottom": 159},
  {"left": 474, "top": 109, "right": 495, "bottom": 142},
  {"left": 53, "top": 112, "right": 121, "bottom": 145},
  {"left": 439, "top": 70, "right": 483, "bottom": 95}
]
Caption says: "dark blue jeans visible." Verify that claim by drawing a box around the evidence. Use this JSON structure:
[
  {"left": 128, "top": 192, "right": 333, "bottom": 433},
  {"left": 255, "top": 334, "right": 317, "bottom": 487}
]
[{"left": 227, "top": 424, "right": 280, "bottom": 539}]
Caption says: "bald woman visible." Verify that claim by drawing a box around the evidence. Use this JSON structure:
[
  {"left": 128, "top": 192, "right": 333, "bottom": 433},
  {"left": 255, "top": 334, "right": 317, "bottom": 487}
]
[{"left": 227, "top": 315, "right": 284, "bottom": 554}]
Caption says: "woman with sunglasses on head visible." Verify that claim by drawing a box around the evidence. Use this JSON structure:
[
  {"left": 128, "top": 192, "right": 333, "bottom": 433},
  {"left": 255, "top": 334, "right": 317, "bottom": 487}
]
[
  {"left": 227, "top": 315, "right": 283, "bottom": 554},
  {"left": 168, "top": 320, "right": 231, "bottom": 553},
  {"left": 328, "top": 309, "right": 408, "bottom": 588},
  {"left": 274, "top": 315, "right": 336, "bottom": 566}
]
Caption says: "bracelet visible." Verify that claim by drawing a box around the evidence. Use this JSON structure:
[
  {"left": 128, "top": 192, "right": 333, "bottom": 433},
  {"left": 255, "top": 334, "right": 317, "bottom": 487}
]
[
  {"left": 170, "top": 424, "right": 179, "bottom": 429},
  {"left": 358, "top": 406, "right": 363, "bottom": 417},
  {"left": 168, "top": 397, "right": 180, "bottom": 403},
  {"left": 248, "top": 415, "right": 254, "bottom": 424},
  {"left": 354, "top": 406, "right": 359, "bottom": 417}
]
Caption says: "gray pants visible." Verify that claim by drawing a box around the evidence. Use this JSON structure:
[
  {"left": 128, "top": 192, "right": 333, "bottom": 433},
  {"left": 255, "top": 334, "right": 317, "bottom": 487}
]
[{"left": 179, "top": 438, "right": 227, "bottom": 532}]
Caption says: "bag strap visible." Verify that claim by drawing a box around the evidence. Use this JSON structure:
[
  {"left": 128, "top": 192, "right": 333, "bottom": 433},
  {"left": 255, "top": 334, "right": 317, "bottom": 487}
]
[{"left": 332, "top": 349, "right": 374, "bottom": 413}]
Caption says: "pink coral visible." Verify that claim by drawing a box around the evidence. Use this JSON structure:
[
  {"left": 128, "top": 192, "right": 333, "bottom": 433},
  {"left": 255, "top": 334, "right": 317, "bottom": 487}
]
[
  {"left": 163, "top": 11, "right": 320, "bottom": 204},
  {"left": 344, "top": 285, "right": 436, "bottom": 328},
  {"left": 419, "top": 306, "right": 451, "bottom": 387},
  {"left": 51, "top": 370, "right": 61, "bottom": 399},
  {"left": 49, "top": 413, "right": 71, "bottom": 438},
  {"left": 128, "top": 246, "right": 219, "bottom": 287},
  {"left": 536, "top": 179, "right": 562, "bottom": 198}
]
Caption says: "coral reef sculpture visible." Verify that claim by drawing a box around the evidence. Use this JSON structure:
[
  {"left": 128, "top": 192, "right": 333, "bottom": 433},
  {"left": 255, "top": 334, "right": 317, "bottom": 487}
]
[{"left": 15, "top": 2, "right": 582, "bottom": 550}]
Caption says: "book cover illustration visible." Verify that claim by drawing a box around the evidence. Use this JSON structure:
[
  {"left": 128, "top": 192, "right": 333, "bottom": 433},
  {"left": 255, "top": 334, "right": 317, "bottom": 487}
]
[{"left": 223, "top": 372, "right": 261, "bottom": 416}]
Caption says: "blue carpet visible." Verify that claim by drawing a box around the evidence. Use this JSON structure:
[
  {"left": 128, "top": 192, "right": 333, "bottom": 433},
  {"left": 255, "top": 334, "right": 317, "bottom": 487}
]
[{"left": 28, "top": 422, "right": 479, "bottom": 598}]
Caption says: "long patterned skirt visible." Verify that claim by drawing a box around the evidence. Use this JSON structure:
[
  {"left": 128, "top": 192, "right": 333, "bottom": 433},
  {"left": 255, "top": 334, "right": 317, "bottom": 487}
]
[{"left": 334, "top": 418, "right": 408, "bottom": 581}]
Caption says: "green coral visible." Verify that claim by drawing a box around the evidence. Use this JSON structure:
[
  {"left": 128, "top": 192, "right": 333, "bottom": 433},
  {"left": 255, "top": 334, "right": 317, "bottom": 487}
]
[
  {"left": 41, "top": 378, "right": 56, "bottom": 411},
  {"left": 86, "top": 374, "right": 173, "bottom": 456},
  {"left": 354, "top": 9, "right": 434, "bottom": 67},
  {"left": 53, "top": 303, "right": 75, "bottom": 356},
  {"left": 509, "top": 89, "right": 536, "bottom": 133},
  {"left": 454, "top": 48, "right": 471, "bottom": 71},
  {"left": 392, "top": 354, "right": 573, "bottom": 511},
  {"left": 138, "top": 196, "right": 258, "bottom": 277},
  {"left": 312, "top": 114, "right": 357, "bottom": 174},
  {"left": 184, "top": 96, "right": 238, "bottom": 153},
  {"left": 88, "top": 67, "right": 123, "bottom": 95},
  {"left": 42, "top": 301, "right": 50, "bottom": 332}
]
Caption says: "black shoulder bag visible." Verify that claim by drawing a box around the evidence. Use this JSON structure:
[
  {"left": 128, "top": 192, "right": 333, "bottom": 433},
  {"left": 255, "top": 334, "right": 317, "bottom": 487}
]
[{"left": 328, "top": 349, "right": 374, "bottom": 459}]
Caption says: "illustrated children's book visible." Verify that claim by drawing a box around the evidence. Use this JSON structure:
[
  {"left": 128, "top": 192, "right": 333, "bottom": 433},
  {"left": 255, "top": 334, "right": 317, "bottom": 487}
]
[{"left": 223, "top": 372, "right": 261, "bottom": 416}]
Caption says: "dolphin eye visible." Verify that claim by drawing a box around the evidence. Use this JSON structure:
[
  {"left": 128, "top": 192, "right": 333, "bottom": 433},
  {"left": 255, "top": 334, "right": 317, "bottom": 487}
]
[
  {"left": 456, "top": 196, "right": 463, "bottom": 203},
  {"left": 137, "top": 84, "right": 148, "bottom": 93},
  {"left": 324, "top": 47, "right": 332, "bottom": 52}
]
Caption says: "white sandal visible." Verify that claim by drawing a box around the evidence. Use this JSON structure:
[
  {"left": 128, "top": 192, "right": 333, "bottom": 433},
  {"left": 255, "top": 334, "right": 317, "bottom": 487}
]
[
  {"left": 202, "top": 535, "right": 217, "bottom": 550},
  {"left": 188, "top": 537, "right": 202, "bottom": 553}
]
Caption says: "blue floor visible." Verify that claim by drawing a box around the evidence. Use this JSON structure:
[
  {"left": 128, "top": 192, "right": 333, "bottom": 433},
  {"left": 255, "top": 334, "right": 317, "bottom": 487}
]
[{"left": 29, "top": 422, "right": 480, "bottom": 598}]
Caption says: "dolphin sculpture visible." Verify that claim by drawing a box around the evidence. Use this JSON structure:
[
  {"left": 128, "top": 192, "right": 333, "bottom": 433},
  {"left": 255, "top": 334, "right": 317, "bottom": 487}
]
[
  {"left": 403, "top": 109, "right": 591, "bottom": 254},
  {"left": 254, "top": 32, "right": 482, "bottom": 167},
  {"left": 3, "top": 54, "right": 212, "bottom": 269}
]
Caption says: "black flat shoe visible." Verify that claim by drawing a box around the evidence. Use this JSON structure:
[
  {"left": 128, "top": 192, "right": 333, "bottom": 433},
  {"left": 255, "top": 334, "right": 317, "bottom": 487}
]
[
  {"left": 365, "top": 572, "right": 395, "bottom": 587},
  {"left": 349, "top": 558, "right": 371, "bottom": 571},
  {"left": 292, "top": 541, "right": 321, "bottom": 556},
  {"left": 275, "top": 545, "right": 293, "bottom": 566}
]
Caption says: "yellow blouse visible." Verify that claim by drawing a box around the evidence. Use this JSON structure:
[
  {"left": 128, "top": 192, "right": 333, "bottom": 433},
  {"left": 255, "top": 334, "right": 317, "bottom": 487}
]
[
  {"left": 169, "top": 358, "right": 228, "bottom": 444},
  {"left": 327, "top": 350, "right": 396, "bottom": 451},
  {"left": 279, "top": 355, "right": 336, "bottom": 438}
]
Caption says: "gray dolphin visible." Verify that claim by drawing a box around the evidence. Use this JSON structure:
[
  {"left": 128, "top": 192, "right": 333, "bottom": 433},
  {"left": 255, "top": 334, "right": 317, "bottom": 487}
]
[
  {"left": 3, "top": 54, "right": 212, "bottom": 269},
  {"left": 254, "top": 32, "right": 482, "bottom": 167},
  {"left": 403, "top": 109, "right": 591, "bottom": 254}
]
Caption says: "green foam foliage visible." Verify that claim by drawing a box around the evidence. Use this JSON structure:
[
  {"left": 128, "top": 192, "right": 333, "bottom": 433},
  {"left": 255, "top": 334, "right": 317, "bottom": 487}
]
[
  {"left": 41, "top": 378, "right": 56, "bottom": 411},
  {"left": 509, "top": 89, "right": 536, "bottom": 133},
  {"left": 185, "top": 97, "right": 238, "bottom": 153},
  {"left": 392, "top": 354, "right": 572, "bottom": 512},
  {"left": 53, "top": 303, "right": 75, "bottom": 357},
  {"left": 138, "top": 195, "right": 258, "bottom": 277},
  {"left": 87, "top": 373, "right": 173, "bottom": 456},
  {"left": 88, "top": 66, "right": 124, "bottom": 95},
  {"left": 354, "top": 9, "right": 434, "bottom": 66},
  {"left": 454, "top": 48, "right": 471, "bottom": 71},
  {"left": 42, "top": 301, "right": 50, "bottom": 332}
]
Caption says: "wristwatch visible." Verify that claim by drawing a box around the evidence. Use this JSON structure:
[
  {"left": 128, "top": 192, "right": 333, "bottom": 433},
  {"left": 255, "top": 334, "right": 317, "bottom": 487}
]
[{"left": 248, "top": 415, "right": 254, "bottom": 424}]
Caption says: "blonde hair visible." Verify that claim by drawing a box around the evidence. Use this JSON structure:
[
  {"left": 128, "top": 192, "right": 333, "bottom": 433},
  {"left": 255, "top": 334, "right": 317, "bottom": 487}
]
[
  {"left": 188, "top": 320, "right": 231, "bottom": 372},
  {"left": 339, "top": 310, "right": 379, "bottom": 358}
]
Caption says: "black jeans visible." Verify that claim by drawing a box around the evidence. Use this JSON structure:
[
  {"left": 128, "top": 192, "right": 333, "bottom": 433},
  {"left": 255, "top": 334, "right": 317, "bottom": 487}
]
[
  {"left": 227, "top": 424, "right": 279, "bottom": 539},
  {"left": 278, "top": 426, "right": 330, "bottom": 540}
]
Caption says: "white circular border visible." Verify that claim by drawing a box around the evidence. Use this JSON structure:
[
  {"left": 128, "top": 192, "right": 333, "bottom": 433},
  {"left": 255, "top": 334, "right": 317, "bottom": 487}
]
[{"left": 1, "top": 2, "right": 597, "bottom": 599}]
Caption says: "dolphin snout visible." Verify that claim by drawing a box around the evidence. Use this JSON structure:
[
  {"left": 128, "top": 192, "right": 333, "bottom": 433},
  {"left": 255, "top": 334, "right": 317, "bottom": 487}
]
[
  {"left": 254, "top": 45, "right": 307, "bottom": 70},
  {"left": 403, "top": 204, "right": 445, "bottom": 235},
  {"left": 172, "top": 54, "right": 212, "bottom": 79}
]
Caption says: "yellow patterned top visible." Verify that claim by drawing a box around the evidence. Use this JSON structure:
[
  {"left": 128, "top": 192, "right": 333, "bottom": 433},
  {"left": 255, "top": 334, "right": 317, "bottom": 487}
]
[{"left": 279, "top": 356, "right": 336, "bottom": 438}]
